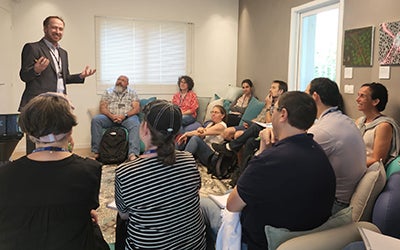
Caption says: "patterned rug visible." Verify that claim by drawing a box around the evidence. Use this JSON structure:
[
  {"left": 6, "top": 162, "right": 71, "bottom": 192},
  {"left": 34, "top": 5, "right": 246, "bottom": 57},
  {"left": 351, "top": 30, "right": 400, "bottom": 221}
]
[{"left": 97, "top": 163, "right": 232, "bottom": 243}]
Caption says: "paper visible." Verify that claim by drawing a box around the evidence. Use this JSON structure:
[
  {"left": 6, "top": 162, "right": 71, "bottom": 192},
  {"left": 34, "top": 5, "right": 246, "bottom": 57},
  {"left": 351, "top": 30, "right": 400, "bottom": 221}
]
[
  {"left": 344, "top": 67, "right": 353, "bottom": 79},
  {"left": 254, "top": 121, "right": 272, "bottom": 128},
  {"left": 358, "top": 227, "right": 400, "bottom": 250},
  {"left": 209, "top": 193, "right": 230, "bottom": 209},
  {"left": 379, "top": 66, "right": 390, "bottom": 79}
]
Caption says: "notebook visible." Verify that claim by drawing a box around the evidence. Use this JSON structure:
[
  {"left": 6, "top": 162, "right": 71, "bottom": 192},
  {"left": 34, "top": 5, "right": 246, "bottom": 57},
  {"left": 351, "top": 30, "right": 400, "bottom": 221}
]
[{"left": 358, "top": 227, "right": 400, "bottom": 250}]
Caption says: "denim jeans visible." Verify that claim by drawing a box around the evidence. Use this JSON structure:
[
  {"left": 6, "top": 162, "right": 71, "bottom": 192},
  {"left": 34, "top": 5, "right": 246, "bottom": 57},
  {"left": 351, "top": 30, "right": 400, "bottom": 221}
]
[
  {"left": 91, "top": 114, "right": 140, "bottom": 156},
  {"left": 182, "top": 114, "right": 196, "bottom": 126},
  {"left": 184, "top": 136, "right": 214, "bottom": 166}
]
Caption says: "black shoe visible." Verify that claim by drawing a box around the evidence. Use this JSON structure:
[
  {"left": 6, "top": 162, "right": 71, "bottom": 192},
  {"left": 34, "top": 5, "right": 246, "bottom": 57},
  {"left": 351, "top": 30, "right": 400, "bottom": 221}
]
[
  {"left": 212, "top": 143, "right": 234, "bottom": 156},
  {"left": 229, "top": 168, "right": 241, "bottom": 186}
]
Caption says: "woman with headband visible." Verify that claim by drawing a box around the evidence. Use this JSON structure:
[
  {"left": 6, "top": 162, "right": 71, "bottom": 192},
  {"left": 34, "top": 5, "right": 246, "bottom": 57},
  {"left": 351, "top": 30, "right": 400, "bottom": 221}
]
[
  {"left": 0, "top": 92, "right": 108, "bottom": 249},
  {"left": 114, "top": 100, "right": 206, "bottom": 249}
]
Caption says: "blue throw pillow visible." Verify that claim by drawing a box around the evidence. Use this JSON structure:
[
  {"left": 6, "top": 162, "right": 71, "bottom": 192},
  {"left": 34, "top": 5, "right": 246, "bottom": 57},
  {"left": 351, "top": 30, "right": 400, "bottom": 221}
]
[
  {"left": 138, "top": 97, "right": 157, "bottom": 121},
  {"left": 239, "top": 97, "right": 265, "bottom": 126},
  {"left": 140, "top": 97, "right": 157, "bottom": 108},
  {"left": 223, "top": 99, "right": 232, "bottom": 113}
]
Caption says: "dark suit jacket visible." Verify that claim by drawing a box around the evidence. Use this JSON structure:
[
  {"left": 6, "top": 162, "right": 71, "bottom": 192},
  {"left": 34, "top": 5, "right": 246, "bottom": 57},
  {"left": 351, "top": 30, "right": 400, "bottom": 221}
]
[{"left": 19, "top": 38, "right": 85, "bottom": 110}]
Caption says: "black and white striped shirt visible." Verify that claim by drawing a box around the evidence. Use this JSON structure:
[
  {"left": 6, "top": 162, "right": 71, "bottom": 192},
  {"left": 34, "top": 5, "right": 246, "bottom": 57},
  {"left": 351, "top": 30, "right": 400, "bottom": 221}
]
[{"left": 115, "top": 150, "right": 206, "bottom": 250}]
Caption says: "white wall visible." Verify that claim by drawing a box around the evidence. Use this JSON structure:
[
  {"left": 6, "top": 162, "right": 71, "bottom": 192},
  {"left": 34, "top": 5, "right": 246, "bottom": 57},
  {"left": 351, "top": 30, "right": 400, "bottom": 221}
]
[
  {"left": 0, "top": 0, "right": 239, "bottom": 152},
  {"left": 0, "top": 0, "right": 13, "bottom": 113}
]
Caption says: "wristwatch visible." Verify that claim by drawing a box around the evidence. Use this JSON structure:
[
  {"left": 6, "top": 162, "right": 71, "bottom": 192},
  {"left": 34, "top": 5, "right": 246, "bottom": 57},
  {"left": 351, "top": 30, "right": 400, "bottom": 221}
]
[{"left": 124, "top": 113, "right": 128, "bottom": 119}]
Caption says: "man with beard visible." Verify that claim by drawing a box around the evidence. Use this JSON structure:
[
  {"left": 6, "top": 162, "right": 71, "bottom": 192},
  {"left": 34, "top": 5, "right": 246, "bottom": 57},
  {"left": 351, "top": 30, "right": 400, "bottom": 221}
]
[
  {"left": 91, "top": 75, "right": 140, "bottom": 161},
  {"left": 19, "top": 16, "right": 96, "bottom": 153}
]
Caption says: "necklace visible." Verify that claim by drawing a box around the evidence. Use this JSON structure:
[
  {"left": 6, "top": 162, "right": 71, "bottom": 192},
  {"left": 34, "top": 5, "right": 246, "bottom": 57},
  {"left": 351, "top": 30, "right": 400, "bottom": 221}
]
[{"left": 32, "top": 146, "right": 69, "bottom": 153}]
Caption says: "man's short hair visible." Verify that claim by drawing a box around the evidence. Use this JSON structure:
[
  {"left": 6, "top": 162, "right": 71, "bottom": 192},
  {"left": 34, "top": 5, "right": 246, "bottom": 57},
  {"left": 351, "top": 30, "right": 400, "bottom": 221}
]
[
  {"left": 309, "top": 77, "right": 344, "bottom": 111},
  {"left": 278, "top": 91, "right": 316, "bottom": 130},
  {"left": 273, "top": 80, "right": 288, "bottom": 93},
  {"left": 43, "top": 16, "right": 65, "bottom": 27}
]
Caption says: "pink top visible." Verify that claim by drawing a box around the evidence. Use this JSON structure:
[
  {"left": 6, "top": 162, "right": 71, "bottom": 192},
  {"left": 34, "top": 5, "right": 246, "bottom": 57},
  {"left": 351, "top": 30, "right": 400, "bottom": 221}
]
[{"left": 172, "top": 90, "right": 199, "bottom": 118}]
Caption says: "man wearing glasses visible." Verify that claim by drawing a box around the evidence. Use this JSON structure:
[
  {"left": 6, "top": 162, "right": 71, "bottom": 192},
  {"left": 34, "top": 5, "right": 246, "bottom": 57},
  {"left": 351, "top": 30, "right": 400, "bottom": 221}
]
[{"left": 201, "top": 91, "right": 336, "bottom": 250}]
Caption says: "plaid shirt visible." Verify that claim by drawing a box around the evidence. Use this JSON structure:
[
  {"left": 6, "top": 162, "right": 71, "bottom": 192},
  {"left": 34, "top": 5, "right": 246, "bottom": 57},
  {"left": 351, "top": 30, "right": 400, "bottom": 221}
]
[
  {"left": 254, "top": 105, "right": 268, "bottom": 123},
  {"left": 101, "top": 87, "right": 139, "bottom": 115}
]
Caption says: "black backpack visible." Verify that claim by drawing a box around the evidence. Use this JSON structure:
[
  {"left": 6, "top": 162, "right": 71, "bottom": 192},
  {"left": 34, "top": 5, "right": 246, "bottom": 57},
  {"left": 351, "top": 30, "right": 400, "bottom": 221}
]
[{"left": 98, "top": 126, "right": 129, "bottom": 164}]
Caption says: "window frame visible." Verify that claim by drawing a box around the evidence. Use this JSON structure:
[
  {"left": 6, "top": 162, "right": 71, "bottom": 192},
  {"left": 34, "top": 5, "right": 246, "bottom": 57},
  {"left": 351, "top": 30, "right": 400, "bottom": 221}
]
[{"left": 287, "top": 0, "right": 344, "bottom": 90}]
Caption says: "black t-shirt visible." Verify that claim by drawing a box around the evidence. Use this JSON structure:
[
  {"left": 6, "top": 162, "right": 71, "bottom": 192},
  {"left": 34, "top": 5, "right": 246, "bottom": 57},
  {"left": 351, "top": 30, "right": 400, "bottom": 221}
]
[
  {"left": 237, "top": 134, "right": 336, "bottom": 250},
  {"left": 0, "top": 154, "right": 102, "bottom": 250}
]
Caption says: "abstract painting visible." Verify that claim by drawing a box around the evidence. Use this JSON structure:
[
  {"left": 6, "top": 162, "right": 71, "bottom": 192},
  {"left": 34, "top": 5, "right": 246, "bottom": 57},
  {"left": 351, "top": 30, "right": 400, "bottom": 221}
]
[
  {"left": 379, "top": 20, "right": 400, "bottom": 65},
  {"left": 343, "top": 26, "right": 374, "bottom": 67}
]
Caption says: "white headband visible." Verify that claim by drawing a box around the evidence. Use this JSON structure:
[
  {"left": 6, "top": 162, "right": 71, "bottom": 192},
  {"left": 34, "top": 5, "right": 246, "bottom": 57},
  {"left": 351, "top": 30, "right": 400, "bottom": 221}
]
[{"left": 30, "top": 133, "right": 68, "bottom": 143}]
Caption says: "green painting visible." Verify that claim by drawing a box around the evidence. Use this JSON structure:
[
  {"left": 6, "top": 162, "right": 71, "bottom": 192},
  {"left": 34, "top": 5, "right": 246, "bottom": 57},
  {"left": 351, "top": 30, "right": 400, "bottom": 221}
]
[{"left": 343, "top": 26, "right": 374, "bottom": 67}]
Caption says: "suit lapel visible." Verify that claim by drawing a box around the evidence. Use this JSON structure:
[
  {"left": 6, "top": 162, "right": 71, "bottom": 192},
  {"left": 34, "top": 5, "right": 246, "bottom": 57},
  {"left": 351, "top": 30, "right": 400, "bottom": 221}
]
[
  {"left": 58, "top": 48, "right": 68, "bottom": 82},
  {"left": 39, "top": 39, "right": 57, "bottom": 73}
]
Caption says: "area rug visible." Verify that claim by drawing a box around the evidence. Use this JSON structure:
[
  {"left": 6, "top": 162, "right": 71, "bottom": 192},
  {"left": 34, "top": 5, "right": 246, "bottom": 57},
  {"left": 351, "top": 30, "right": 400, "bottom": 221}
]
[{"left": 97, "top": 163, "right": 232, "bottom": 243}]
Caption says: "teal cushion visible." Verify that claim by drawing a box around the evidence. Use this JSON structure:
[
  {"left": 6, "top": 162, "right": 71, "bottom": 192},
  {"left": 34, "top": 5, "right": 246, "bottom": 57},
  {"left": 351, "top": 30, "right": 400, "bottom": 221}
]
[
  {"left": 264, "top": 206, "right": 352, "bottom": 250},
  {"left": 386, "top": 155, "right": 400, "bottom": 178},
  {"left": 239, "top": 97, "right": 265, "bottom": 126},
  {"left": 138, "top": 97, "right": 157, "bottom": 121},
  {"left": 140, "top": 97, "right": 157, "bottom": 108},
  {"left": 223, "top": 99, "right": 232, "bottom": 113}
]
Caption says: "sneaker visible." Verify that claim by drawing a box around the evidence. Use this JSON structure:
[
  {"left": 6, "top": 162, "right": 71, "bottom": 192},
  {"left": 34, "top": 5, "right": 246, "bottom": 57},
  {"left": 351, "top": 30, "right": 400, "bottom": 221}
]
[{"left": 212, "top": 142, "right": 234, "bottom": 156}]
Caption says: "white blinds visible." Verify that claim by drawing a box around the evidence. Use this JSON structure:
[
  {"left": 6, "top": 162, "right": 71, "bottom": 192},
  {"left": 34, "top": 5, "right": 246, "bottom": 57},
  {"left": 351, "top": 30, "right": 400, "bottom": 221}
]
[{"left": 95, "top": 16, "right": 193, "bottom": 92}]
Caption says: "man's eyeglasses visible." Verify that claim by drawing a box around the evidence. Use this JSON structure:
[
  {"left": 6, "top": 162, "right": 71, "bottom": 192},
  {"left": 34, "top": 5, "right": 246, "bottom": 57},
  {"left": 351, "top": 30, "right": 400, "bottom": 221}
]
[{"left": 270, "top": 106, "right": 284, "bottom": 114}]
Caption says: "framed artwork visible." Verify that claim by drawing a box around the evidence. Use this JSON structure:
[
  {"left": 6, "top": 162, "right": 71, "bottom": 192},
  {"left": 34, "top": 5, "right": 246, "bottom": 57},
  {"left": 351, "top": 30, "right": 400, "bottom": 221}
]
[
  {"left": 379, "top": 20, "right": 400, "bottom": 65},
  {"left": 343, "top": 26, "right": 374, "bottom": 67}
]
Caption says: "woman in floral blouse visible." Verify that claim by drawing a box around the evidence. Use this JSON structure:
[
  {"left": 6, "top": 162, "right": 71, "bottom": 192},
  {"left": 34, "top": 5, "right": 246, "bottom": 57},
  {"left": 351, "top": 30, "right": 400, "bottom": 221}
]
[{"left": 172, "top": 75, "right": 199, "bottom": 126}]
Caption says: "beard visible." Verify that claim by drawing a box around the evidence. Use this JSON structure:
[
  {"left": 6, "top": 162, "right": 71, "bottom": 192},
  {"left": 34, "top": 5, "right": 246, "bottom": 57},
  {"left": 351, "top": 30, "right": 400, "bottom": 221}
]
[{"left": 115, "top": 85, "right": 125, "bottom": 94}]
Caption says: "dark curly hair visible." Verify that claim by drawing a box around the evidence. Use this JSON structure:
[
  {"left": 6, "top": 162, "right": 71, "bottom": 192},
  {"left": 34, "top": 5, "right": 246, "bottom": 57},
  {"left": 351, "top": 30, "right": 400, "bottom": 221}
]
[{"left": 177, "top": 75, "right": 195, "bottom": 91}]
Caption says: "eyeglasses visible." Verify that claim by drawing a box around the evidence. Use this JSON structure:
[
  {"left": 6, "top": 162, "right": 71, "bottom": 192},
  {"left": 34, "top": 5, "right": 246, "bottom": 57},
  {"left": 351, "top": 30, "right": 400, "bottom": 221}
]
[
  {"left": 210, "top": 111, "right": 221, "bottom": 114},
  {"left": 270, "top": 106, "right": 284, "bottom": 114}
]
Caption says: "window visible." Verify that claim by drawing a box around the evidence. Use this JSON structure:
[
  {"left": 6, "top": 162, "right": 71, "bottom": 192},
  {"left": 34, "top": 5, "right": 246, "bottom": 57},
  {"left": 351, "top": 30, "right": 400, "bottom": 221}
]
[
  {"left": 288, "top": 0, "right": 343, "bottom": 91},
  {"left": 95, "top": 16, "right": 194, "bottom": 94}
]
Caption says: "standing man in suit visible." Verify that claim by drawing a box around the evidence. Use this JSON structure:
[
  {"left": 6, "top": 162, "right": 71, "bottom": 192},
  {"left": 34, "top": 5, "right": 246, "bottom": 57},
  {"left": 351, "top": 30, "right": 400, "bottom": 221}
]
[{"left": 19, "top": 16, "right": 96, "bottom": 153}]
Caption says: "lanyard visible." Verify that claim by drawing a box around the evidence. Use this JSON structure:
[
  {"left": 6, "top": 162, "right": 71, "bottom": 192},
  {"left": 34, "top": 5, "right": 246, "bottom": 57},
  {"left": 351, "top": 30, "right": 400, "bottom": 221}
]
[
  {"left": 32, "top": 146, "right": 69, "bottom": 153},
  {"left": 49, "top": 48, "right": 63, "bottom": 78},
  {"left": 320, "top": 107, "right": 339, "bottom": 119}
]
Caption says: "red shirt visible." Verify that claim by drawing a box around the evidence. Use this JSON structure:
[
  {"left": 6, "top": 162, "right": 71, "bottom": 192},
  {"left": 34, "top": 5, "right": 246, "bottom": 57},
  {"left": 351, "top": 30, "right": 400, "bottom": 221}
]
[{"left": 172, "top": 90, "right": 199, "bottom": 118}]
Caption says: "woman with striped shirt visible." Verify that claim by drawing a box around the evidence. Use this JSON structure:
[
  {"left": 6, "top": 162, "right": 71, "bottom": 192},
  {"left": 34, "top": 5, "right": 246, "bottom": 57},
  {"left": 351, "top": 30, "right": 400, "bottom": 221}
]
[{"left": 115, "top": 100, "right": 206, "bottom": 249}]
